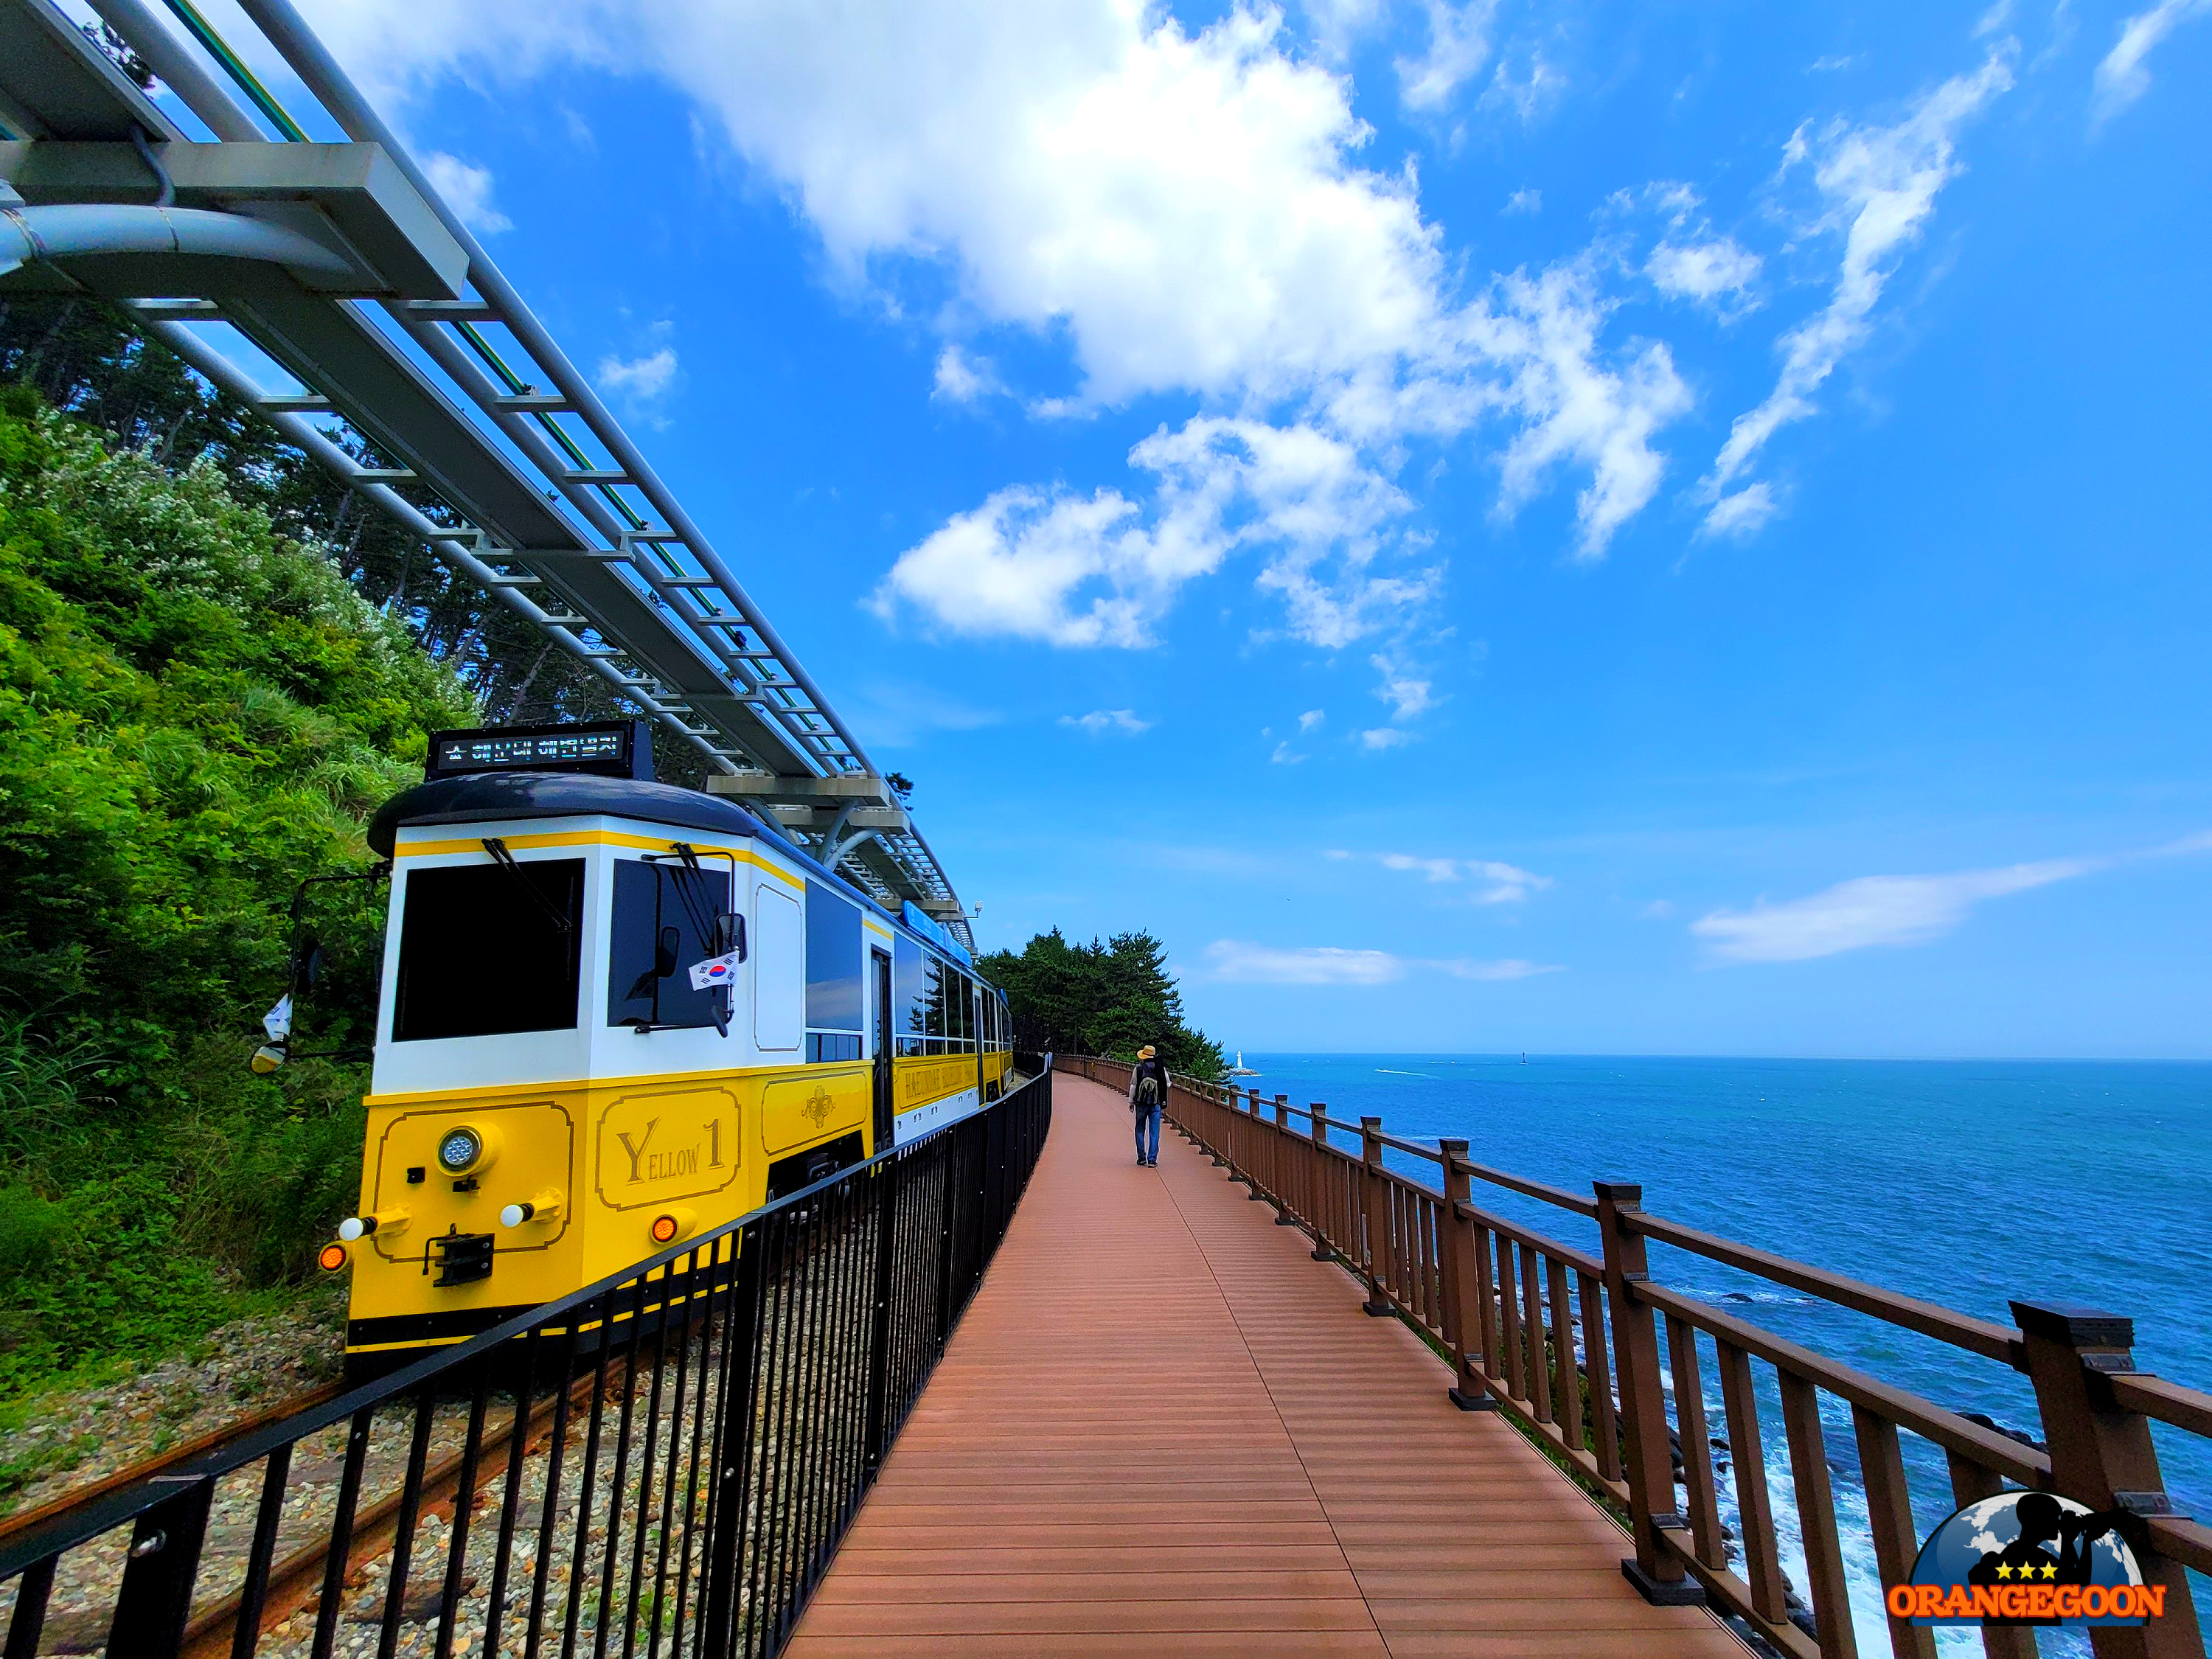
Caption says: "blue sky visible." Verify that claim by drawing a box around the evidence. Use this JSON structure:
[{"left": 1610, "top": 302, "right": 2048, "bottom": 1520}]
[{"left": 208, "top": 0, "right": 2212, "bottom": 1055}]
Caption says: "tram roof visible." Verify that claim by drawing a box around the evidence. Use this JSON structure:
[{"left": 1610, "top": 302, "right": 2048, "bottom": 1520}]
[{"left": 368, "top": 771, "right": 768, "bottom": 858}]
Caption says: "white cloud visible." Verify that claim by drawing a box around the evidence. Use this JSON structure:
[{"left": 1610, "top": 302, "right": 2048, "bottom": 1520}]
[
  {"left": 2093, "top": 0, "right": 2212, "bottom": 122},
  {"left": 1060, "top": 708, "right": 1152, "bottom": 736},
  {"left": 1204, "top": 940, "right": 1560, "bottom": 983},
  {"left": 1502, "top": 187, "right": 1543, "bottom": 216},
  {"left": 933, "top": 344, "right": 1000, "bottom": 403},
  {"left": 422, "top": 152, "right": 512, "bottom": 234},
  {"left": 1270, "top": 740, "right": 1305, "bottom": 764},
  {"left": 1473, "top": 262, "right": 1693, "bottom": 560},
  {"left": 1646, "top": 236, "right": 1762, "bottom": 315},
  {"left": 1441, "top": 957, "right": 1562, "bottom": 980},
  {"left": 1298, "top": 708, "right": 1326, "bottom": 732},
  {"left": 1380, "top": 852, "right": 1461, "bottom": 883},
  {"left": 306, "top": 0, "right": 1697, "bottom": 621},
  {"left": 1700, "top": 480, "right": 1778, "bottom": 540},
  {"left": 1208, "top": 940, "right": 1406, "bottom": 984},
  {"left": 1694, "top": 832, "right": 2212, "bottom": 960},
  {"left": 1360, "top": 726, "right": 1416, "bottom": 750},
  {"left": 874, "top": 416, "right": 1427, "bottom": 648},
  {"left": 1700, "top": 49, "right": 2013, "bottom": 535},
  {"left": 1363, "top": 850, "right": 1551, "bottom": 902},
  {"left": 1397, "top": 0, "right": 1502, "bottom": 112},
  {"left": 598, "top": 344, "right": 678, "bottom": 403},
  {"left": 1691, "top": 858, "right": 2093, "bottom": 961},
  {"left": 872, "top": 485, "right": 1147, "bottom": 647}
]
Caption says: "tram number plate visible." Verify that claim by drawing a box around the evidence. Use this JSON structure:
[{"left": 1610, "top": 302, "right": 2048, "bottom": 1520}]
[{"left": 432, "top": 1231, "right": 495, "bottom": 1287}]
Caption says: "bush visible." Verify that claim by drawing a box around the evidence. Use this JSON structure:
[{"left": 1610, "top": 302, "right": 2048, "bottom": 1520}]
[{"left": 0, "top": 395, "right": 473, "bottom": 1399}]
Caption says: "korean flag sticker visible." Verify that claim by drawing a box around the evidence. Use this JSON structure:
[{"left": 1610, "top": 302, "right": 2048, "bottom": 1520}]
[{"left": 688, "top": 953, "right": 741, "bottom": 992}]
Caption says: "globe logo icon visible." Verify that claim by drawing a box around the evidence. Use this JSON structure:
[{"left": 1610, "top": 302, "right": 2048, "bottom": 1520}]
[{"left": 1896, "top": 1490, "right": 2155, "bottom": 1628}]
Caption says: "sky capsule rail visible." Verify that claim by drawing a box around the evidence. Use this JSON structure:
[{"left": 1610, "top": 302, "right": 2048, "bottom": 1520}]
[
  {"left": 282, "top": 721, "right": 1012, "bottom": 1373},
  {"left": 0, "top": 0, "right": 972, "bottom": 945}
]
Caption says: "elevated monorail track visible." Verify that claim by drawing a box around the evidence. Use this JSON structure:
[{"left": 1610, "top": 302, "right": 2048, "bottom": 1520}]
[{"left": 0, "top": 0, "right": 970, "bottom": 945}]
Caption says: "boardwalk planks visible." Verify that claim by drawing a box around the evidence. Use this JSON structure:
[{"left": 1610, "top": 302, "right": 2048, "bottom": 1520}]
[{"left": 787, "top": 1074, "right": 1748, "bottom": 1658}]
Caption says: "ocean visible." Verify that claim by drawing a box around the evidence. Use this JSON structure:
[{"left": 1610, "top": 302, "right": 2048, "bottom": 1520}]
[{"left": 1234, "top": 1054, "right": 2212, "bottom": 1655}]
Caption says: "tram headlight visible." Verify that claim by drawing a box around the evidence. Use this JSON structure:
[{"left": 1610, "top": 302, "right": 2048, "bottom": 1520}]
[
  {"left": 437, "top": 1127, "right": 484, "bottom": 1173},
  {"left": 648, "top": 1207, "right": 697, "bottom": 1245},
  {"left": 318, "top": 1242, "right": 349, "bottom": 1272},
  {"left": 338, "top": 1206, "right": 408, "bottom": 1241}
]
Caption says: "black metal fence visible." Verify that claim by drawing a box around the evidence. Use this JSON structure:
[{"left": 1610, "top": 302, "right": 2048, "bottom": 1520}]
[{"left": 0, "top": 1069, "right": 1052, "bottom": 1659}]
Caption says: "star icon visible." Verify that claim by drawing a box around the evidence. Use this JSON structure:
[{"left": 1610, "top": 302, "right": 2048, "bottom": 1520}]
[
  {"left": 1995, "top": 1564, "right": 2014, "bottom": 1580},
  {"left": 2041, "top": 1564, "right": 2058, "bottom": 1581}
]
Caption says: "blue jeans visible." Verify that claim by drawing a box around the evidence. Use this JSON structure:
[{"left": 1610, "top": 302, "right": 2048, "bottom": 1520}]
[{"left": 1133, "top": 1104, "right": 1161, "bottom": 1163}]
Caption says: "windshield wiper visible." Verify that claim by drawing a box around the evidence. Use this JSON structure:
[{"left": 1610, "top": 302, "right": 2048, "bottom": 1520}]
[{"left": 481, "top": 838, "right": 576, "bottom": 933}]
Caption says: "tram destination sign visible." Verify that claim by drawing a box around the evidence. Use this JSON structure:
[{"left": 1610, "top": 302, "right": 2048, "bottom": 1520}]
[{"left": 425, "top": 720, "right": 655, "bottom": 782}]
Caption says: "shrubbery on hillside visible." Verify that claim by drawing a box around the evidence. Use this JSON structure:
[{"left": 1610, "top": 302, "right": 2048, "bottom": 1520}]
[
  {"left": 977, "top": 928, "right": 1223, "bottom": 1079},
  {"left": 0, "top": 391, "right": 473, "bottom": 1404}
]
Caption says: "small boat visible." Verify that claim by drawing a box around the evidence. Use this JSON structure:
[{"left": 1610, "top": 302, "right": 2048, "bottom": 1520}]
[{"left": 1224, "top": 1050, "right": 1260, "bottom": 1078}]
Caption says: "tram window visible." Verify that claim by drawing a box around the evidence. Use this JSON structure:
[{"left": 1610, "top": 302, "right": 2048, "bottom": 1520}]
[
  {"left": 394, "top": 859, "right": 583, "bottom": 1041},
  {"left": 804, "top": 881, "right": 863, "bottom": 1038},
  {"left": 608, "top": 860, "right": 732, "bottom": 1030},
  {"left": 894, "top": 935, "right": 925, "bottom": 1057},
  {"left": 924, "top": 956, "right": 946, "bottom": 1046},
  {"left": 950, "top": 970, "right": 973, "bottom": 1048},
  {"left": 807, "top": 1034, "right": 863, "bottom": 1062}
]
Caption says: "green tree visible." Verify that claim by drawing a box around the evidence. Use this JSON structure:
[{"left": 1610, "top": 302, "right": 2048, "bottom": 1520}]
[{"left": 977, "top": 929, "right": 1224, "bottom": 1078}]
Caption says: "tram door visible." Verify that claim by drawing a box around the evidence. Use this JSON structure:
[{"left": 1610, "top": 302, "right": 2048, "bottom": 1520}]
[{"left": 871, "top": 948, "right": 894, "bottom": 1151}]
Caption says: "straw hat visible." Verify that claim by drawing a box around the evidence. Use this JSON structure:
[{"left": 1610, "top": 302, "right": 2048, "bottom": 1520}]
[{"left": 1138, "top": 1045, "right": 1156, "bottom": 1059}]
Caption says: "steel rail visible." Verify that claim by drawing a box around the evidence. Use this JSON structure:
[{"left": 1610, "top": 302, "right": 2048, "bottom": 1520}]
[
  {"left": 173, "top": 1362, "right": 621, "bottom": 1659},
  {"left": 0, "top": 1382, "right": 345, "bottom": 1549}
]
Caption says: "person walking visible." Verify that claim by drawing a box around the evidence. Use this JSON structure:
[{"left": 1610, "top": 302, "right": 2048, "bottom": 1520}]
[{"left": 1128, "top": 1045, "right": 1168, "bottom": 1166}]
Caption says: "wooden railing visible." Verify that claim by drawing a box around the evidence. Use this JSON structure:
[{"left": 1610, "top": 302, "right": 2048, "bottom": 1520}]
[{"left": 1068, "top": 1056, "right": 2209, "bottom": 1659}]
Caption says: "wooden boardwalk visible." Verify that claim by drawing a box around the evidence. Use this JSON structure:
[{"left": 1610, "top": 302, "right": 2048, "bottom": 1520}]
[{"left": 789, "top": 1074, "right": 1747, "bottom": 1657}]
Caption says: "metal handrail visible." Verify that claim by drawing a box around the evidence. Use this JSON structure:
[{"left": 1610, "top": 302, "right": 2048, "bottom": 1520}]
[{"left": 0, "top": 1074, "right": 1053, "bottom": 1659}]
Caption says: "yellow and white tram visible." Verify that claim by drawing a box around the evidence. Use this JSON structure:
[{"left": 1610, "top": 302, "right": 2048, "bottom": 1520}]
[{"left": 316, "top": 720, "right": 1009, "bottom": 1373}]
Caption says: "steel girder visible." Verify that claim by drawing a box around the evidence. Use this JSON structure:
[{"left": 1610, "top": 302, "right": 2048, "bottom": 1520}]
[{"left": 0, "top": 0, "right": 970, "bottom": 945}]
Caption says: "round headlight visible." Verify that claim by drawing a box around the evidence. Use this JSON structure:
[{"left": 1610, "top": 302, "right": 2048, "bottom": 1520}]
[{"left": 437, "top": 1127, "right": 484, "bottom": 1173}]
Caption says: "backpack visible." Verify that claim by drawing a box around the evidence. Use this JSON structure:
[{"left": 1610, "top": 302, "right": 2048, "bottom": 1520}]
[{"left": 1136, "top": 1069, "right": 1161, "bottom": 1108}]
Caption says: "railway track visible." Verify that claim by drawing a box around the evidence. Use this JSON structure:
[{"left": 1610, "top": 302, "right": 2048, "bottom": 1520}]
[
  {"left": 1, "top": 1364, "right": 623, "bottom": 1658},
  {"left": 0, "top": 1385, "right": 348, "bottom": 1552},
  {"left": 176, "top": 1365, "right": 621, "bottom": 1659}
]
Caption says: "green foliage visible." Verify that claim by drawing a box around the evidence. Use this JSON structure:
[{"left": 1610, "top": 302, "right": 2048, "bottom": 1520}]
[
  {"left": 0, "top": 392, "right": 472, "bottom": 1400},
  {"left": 977, "top": 929, "right": 1225, "bottom": 1079},
  {"left": 0, "top": 296, "right": 706, "bottom": 785}
]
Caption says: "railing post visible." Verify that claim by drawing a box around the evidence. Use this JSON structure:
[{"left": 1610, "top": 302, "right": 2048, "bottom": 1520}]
[
  {"left": 2008, "top": 1301, "right": 2203, "bottom": 1658},
  {"left": 860, "top": 1154, "right": 902, "bottom": 1478},
  {"left": 1359, "top": 1116, "right": 1392, "bottom": 1317},
  {"left": 105, "top": 1475, "right": 215, "bottom": 1657},
  {"left": 1248, "top": 1091, "right": 1274, "bottom": 1200},
  {"left": 1271, "top": 1096, "right": 1300, "bottom": 1224},
  {"left": 1308, "top": 1106, "right": 1332, "bottom": 1261},
  {"left": 1595, "top": 1180, "right": 1701, "bottom": 1607},
  {"left": 1438, "top": 1140, "right": 1498, "bottom": 1411}
]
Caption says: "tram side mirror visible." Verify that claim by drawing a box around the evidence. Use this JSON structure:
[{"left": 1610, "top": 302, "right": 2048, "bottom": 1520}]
[
  {"left": 655, "top": 925, "right": 681, "bottom": 979},
  {"left": 715, "top": 913, "right": 746, "bottom": 962},
  {"left": 294, "top": 935, "right": 324, "bottom": 990}
]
